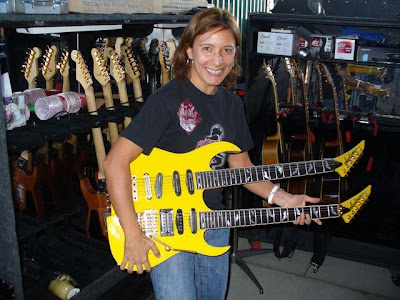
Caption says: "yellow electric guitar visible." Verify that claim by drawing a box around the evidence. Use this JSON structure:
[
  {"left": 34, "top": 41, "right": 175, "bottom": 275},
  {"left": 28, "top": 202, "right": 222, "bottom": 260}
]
[
  {"left": 22, "top": 47, "right": 42, "bottom": 89},
  {"left": 71, "top": 50, "right": 110, "bottom": 239},
  {"left": 58, "top": 49, "right": 70, "bottom": 93},
  {"left": 108, "top": 49, "right": 133, "bottom": 128},
  {"left": 123, "top": 45, "right": 144, "bottom": 103},
  {"left": 41, "top": 45, "right": 58, "bottom": 90},
  {"left": 107, "top": 140, "right": 367, "bottom": 271},
  {"left": 91, "top": 47, "right": 120, "bottom": 146}
]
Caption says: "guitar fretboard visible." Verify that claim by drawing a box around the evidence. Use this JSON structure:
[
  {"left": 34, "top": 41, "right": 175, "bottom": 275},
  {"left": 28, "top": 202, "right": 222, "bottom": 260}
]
[
  {"left": 195, "top": 159, "right": 340, "bottom": 190},
  {"left": 199, "top": 204, "right": 340, "bottom": 230}
]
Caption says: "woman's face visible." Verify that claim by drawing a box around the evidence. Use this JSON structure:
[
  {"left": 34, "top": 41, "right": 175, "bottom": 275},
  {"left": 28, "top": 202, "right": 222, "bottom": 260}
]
[{"left": 186, "top": 27, "right": 236, "bottom": 95}]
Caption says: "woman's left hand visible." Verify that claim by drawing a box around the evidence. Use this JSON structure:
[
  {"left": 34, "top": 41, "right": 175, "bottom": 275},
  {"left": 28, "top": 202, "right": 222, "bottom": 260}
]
[{"left": 273, "top": 191, "right": 322, "bottom": 226}]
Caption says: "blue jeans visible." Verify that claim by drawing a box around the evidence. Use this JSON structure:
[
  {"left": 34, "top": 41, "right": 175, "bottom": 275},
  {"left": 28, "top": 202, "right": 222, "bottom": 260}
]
[{"left": 150, "top": 229, "right": 230, "bottom": 300}]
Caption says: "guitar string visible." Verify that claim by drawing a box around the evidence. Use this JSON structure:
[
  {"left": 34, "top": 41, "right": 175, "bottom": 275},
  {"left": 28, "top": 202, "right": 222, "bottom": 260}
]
[
  {"left": 137, "top": 205, "right": 341, "bottom": 225},
  {"left": 128, "top": 159, "right": 339, "bottom": 196}
]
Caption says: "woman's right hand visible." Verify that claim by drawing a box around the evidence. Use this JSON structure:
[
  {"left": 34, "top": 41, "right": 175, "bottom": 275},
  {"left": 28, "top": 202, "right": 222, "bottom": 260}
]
[{"left": 120, "top": 231, "right": 161, "bottom": 274}]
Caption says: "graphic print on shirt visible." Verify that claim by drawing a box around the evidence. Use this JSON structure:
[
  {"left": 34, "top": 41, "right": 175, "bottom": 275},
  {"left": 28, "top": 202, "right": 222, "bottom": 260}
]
[
  {"left": 197, "top": 124, "right": 227, "bottom": 169},
  {"left": 177, "top": 98, "right": 202, "bottom": 135}
]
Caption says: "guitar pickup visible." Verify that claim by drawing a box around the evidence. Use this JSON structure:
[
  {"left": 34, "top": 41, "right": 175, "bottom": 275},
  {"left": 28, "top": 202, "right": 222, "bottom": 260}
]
[{"left": 160, "top": 209, "right": 174, "bottom": 237}]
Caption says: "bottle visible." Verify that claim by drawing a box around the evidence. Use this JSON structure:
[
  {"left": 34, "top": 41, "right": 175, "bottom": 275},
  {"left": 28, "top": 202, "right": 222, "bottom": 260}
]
[
  {"left": 48, "top": 273, "right": 80, "bottom": 300},
  {"left": 34, "top": 92, "right": 87, "bottom": 121},
  {"left": 23, "top": 88, "right": 59, "bottom": 106}
]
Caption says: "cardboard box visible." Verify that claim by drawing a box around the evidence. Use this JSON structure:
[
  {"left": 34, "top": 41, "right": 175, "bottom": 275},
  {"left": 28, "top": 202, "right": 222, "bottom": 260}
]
[
  {"left": 257, "top": 32, "right": 275, "bottom": 55},
  {"left": 257, "top": 30, "right": 298, "bottom": 56},
  {"left": 69, "top": 0, "right": 162, "bottom": 14},
  {"left": 162, "top": 0, "right": 208, "bottom": 13},
  {"left": 356, "top": 46, "right": 400, "bottom": 63},
  {"left": 310, "top": 34, "right": 334, "bottom": 59},
  {"left": 334, "top": 36, "right": 357, "bottom": 61}
]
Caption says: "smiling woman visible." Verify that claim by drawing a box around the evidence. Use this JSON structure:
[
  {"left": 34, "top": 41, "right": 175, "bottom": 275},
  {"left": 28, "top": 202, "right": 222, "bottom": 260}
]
[
  {"left": 173, "top": 7, "right": 242, "bottom": 91},
  {"left": 103, "top": 7, "right": 319, "bottom": 300}
]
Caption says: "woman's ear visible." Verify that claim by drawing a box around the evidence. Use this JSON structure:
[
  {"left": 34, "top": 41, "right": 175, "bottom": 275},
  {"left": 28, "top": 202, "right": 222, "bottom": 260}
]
[{"left": 186, "top": 47, "right": 193, "bottom": 60}]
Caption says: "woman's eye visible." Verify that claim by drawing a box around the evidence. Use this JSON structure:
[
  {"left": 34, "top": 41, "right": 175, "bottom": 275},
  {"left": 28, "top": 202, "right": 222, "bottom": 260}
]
[
  {"left": 202, "top": 47, "right": 211, "bottom": 52},
  {"left": 223, "top": 48, "right": 234, "bottom": 54}
]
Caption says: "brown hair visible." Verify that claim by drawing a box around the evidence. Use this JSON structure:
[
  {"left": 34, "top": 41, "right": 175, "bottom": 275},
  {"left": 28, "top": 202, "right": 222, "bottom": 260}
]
[{"left": 172, "top": 7, "right": 241, "bottom": 90}]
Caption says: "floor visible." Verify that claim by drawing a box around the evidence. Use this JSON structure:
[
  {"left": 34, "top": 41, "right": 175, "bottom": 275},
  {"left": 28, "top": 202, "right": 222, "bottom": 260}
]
[{"left": 226, "top": 238, "right": 400, "bottom": 300}]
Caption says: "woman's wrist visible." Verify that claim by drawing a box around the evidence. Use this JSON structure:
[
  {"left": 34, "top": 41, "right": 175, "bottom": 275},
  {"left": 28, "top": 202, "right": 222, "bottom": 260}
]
[{"left": 267, "top": 185, "right": 283, "bottom": 205}]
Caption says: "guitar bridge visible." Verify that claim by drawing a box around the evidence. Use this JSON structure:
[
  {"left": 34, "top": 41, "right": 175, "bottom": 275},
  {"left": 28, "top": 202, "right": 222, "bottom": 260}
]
[{"left": 138, "top": 209, "right": 157, "bottom": 237}]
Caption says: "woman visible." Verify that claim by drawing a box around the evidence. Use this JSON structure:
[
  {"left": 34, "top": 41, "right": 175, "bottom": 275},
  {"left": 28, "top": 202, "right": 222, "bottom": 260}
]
[{"left": 103, "top": 7, "right": 321, "bottom": 299}]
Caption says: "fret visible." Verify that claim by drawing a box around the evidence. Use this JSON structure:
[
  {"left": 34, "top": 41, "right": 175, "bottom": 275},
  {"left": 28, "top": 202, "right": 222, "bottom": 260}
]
[
  {"left": 212, "top": 171, "right": 218, "bottom": 188},
  {"left": 234, "top": 210, "right": 239, "bottom": 227},
  {"left": 283, "top": 163, "right": 291, "bottom": 178},
  {"left": 250, "top": 209, "right": 256, "bottom": 225},
  {"left": 290, "top": 162, "right": 299, "bottom": 177},
  {"left": 288, "top": 208, "right": 296, "bottom": 222},
  {"left": 281, "top": 208, "right": 289, "bottom": 222},
  {"left": 269, "top": 165, "right": 277, "bottom": 180},
  {"left": 306, "top": 161, "right": 316, "bottom": 175},
  {"left": 239, "top": 169, "right": 246, "bottom": 184},
  {"left": 230, "top": 169, "right": 236, "bottom": 185},
  {"left": 221, "top": 170, "right": 227, "bottom": 187},
  {"left": 204, "top": 172, "right": 210, "bottom": 189},
  {"left": 276, "top": 164, "right": 284, "bottom": 179},
  {"left": 202, "top": 172, "right": 207, "bottom": 189},
  {"left": 244, "top": 168, "right": 252, "bottom": 183},
  {"left": 314, "top": 160, "right": 324, "bottom": 174},
  {"left": 298, "top": 162, "right": 307, "bottom": 176}
]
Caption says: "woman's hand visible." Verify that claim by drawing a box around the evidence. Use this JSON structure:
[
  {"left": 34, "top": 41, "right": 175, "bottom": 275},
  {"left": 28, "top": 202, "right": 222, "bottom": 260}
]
[
  {"left": 120, "top": 231, "right": 161, "bottom": 274},
  {"left": 273, "top": 190, "right": 323, "bottom": 226}
]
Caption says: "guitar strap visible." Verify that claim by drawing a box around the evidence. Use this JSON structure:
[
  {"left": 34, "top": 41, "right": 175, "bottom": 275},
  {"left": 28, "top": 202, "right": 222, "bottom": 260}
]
[
  {"left": 273, "top": 224, "right": 299, "bottom": 259},
  {"left": 308, "top": 221, "right": 334, "bottom": 274}
]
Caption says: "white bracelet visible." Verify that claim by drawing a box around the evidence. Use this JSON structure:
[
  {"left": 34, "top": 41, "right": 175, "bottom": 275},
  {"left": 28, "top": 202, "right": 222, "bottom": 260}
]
[
  {"left": 267, "top": 185, "right": 280, "bottom": 205},
  {"left": 356, "top": 79, "right": 361, "bottom": 88}
]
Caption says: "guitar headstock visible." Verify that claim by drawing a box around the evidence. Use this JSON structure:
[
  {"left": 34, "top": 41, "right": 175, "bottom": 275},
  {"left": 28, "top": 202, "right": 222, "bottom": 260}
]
[
  {"left": 333, "top": 140, "right": 364, "bottom": 177},
  {"left": 109, "top": 49, "right": 125, "bottom": 83},
  {"left": 57, "top": 49, "right": 70, "bottom": 78},
  {"left": 123, "top": 46, "right": 140, "bottom": 81},
  {"left": 158, "top": 41, "right": 171, "bottom": 72},
  {"left": 41, "top": 45, "right": 58, "bottom": 81},
  {"left": 71, "top": 50, "right": 93, "bottom": 90},
  {"left": 340, "top": 185, "right": 371, "bottom": 223},
  {"left": 21, "top": 47, "right": 42, "bottom": 87},
  {"left": 91, "top": 48, "right": 111, "bottom": 87},
  {"left": 262, "top": 59, "right": 276, "bottom": 86}
]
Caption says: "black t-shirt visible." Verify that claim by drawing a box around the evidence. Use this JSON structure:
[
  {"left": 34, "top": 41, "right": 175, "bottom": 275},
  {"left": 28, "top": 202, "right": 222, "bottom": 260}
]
[{"left": 121, "top": 78, "right": 254, "bottom": 209}]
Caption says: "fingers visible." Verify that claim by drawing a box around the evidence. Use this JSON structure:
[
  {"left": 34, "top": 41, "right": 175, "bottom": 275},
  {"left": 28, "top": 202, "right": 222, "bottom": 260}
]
[
  {"left": 305, "top": 195, "right": 321, "bottom": 204},
  {"left": 293, "top": 213, "right": 313, "bottom": 225}
]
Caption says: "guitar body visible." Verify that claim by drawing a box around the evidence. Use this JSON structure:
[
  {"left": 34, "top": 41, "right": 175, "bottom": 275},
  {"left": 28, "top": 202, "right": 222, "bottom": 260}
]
[
  {"left": 287, "top": 135, "right": 308, "bottom": 195},
  {"left": 262, "top": 135, "right": 281, "bottom": 166},
  {"left": 107, "top": 142, "right": 238, "bottom": 270},
  {"left": 80, "top": 177, "right": 110, "bottom": 239},
  {"left": 9, "top": 158, "right": 45, "bottom": 218}
]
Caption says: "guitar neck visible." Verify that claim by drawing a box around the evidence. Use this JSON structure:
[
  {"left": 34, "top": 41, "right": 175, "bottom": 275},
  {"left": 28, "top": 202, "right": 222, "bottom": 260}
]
[
  {"left": 62, "top": 76, "right": 70, "bottom": 93},
  {"left": 102, "top": 83, "right": 119, "bottom": 146},
  {"left": 199, "top": 204, "right": 340, "bottom": 230},
  {"left": 45, "top": 79, "right": 54, "bottom": 90},
  {"left": 86, "top": 88, "right": 106, "bottom": 180},
  {"left": 195, "top": 159, "right": 340, "bottom": 190},
  {"left": 116, "top": 81, "right": 133, "bottom": 127},
  {"left": 132, "top": 77, "right": 144, "bottom": 103}
]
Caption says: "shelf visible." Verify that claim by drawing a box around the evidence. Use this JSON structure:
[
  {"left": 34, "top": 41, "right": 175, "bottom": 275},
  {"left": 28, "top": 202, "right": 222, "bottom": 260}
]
[
  {"left": 0, "top": 12, "right": 192, "bottom": 28},
  {"left": 248, "top": 13, "right": 400, "bottom": 29}
]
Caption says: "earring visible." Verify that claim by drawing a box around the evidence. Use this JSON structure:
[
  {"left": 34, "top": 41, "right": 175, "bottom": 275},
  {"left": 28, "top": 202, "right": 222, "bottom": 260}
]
[{"left": 186, "top": 58, "right": 193, "bottom": 66}]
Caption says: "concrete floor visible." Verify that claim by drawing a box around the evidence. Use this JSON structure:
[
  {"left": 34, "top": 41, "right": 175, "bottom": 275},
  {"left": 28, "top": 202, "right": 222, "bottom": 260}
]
[{"left": 226, "top": 238, "right": 399, "bottom": 300}]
